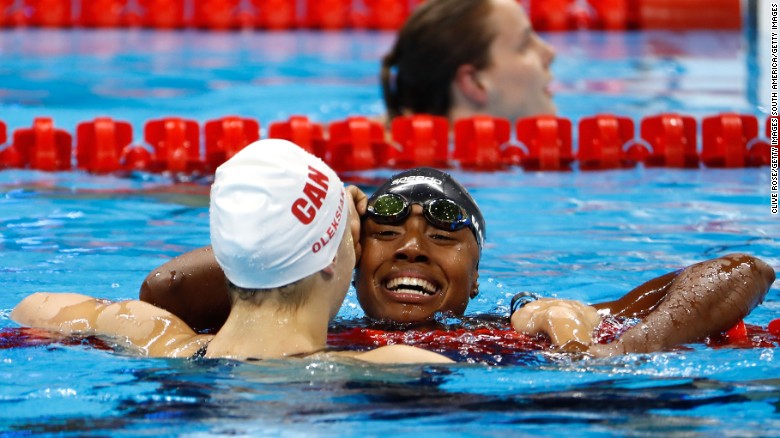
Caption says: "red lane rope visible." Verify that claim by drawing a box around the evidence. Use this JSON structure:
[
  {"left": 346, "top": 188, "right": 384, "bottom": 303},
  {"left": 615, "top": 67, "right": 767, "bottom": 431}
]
[{"left": 0, "top": 113, "right": 773, "bottom": 175}]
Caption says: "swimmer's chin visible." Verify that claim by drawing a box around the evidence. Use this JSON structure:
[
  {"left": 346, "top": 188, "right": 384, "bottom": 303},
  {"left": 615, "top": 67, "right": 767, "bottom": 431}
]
[{"left": 367, "top": 305, "right": 439, "bottom": 325}]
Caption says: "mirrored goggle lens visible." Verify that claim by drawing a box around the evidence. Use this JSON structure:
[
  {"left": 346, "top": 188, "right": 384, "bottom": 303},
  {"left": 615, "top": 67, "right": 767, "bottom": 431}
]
[
  {"left": 368, "top": 193, "right": 408, "bottom": 223},
  {"left": 425, "top": 198, "right": 470, "bottom": 231}
]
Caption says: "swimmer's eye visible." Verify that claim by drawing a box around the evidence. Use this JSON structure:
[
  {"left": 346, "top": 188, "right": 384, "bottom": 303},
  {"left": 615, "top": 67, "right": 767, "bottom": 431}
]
[
  {"left": 374, "top": 230, "right": 400, "bottom": 239},
  {"left": 517, "top": 30, "right": 532, "bottom": 51},
  {"left": 429, "top": 232, "right": 457, "bottom": 242}
]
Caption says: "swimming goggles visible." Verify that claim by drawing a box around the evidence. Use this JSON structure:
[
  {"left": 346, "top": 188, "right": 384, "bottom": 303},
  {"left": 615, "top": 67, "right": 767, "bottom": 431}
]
[{"left": 366, "top": 193, "right": 473, "bottom": 232}]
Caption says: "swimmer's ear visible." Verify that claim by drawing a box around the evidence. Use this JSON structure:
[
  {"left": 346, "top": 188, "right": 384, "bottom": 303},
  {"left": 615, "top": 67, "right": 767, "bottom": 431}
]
[
  {"left": 470, "top": 276, "right": 480, "bottom": 299},
  {"left": 453, "top": 64, "right": 489, "bottom": 107},
  {"left": 321, "top": 257, "right": 337, "bottom": 276}
]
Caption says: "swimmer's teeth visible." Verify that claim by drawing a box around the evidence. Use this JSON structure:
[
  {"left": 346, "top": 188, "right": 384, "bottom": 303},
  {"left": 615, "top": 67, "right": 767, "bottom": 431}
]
[{"left": 386, "top": 277, "right": 437, "bottom": 295}]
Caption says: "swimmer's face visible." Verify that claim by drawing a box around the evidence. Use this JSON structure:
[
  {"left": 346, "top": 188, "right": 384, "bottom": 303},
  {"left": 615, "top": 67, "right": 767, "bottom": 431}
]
[
  {"left": 479, "top": 0, "right": 556, "bottom": 120},
  {"left": 354, "top": 205, "right": 480, "bottom": 323}
]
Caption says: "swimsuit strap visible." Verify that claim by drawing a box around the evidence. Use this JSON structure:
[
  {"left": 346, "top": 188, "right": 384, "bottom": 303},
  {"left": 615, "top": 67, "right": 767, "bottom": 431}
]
[
  {"left": 193, "top": 344, "right": 328, "bottom": 361},
  {"left": 190, "top": 341, "right": 211, "bottom": 360}
]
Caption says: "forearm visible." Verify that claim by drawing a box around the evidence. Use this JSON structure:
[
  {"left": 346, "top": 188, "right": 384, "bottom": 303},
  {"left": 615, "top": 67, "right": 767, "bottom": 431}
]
[
  {"left": 11, "top": 292, "right": 104, "bottom": 333},
  {"left": 591, "top": 254, "right": 775, "bottom": 356},
  {"left": 592, "top": 270, "right": 679, "bottom": 318}
]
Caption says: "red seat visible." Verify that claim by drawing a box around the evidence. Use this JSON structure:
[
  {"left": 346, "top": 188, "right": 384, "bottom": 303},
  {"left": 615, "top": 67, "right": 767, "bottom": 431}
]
[
  {"left": 391, "top": 115, "right": 450, "bottom": 168},
  {"left": 192, "top": 0, "right": 242, "bottom": 30},
  {"left": 133, "top": 0, "right": 186, "bottom": 28},
  {"left": 327, "top": 117, "right": 391, "bottom": 171},
  {"left": 578, "top": 114, "right": 636, "bottom": 170},
  {"left": 11, "top": 118, "right": 72, "bottom": 171},
  {"left": 589, "top": 0, "right": 628, "bottom": 30},
  {"left": 516, "top": 116, "right": 574, "bottom": 171},
  {"left": 78, "top": 0, "right": 127, "bottom": 27},
  {"left": 25, "top": 0, "right": 72, "bottom": 27},
  {"left": 453, "top": 116, "right": 511, "bottom": 171},
  {"left": 144, "top": 117, "right": 201, "bottom": 173},
  {"left": 639, "top": 113, "right": 699, "bottom": 168},
  {"left": 204, "top": 116, "right": 260, "bottom": 170},
  {"left": 351, "top": 0, "right": 409, "bottom": 30},
  {"left": 76, "top": 117, "right": 134, "bottom": 173},
  {"left": 701, "top": 113, "right": 758, "bottom": 168},
  {"left": 268, "top": 116, "right": 326, "bottom": 159},
  {"left": 303, "top": 0, "right": 349, "bottom": 29},
  {"left": 530, "top": 0, "right": 575, "bottom": 31},
  {"left": 638, "top": 0, "right": 741, "bottom": 30},
  {"left": 253, "top": 0, "right": 297, "bottom": 29},
  {"left": 0, "top": 0, "right": 17, "bottom": 27}
]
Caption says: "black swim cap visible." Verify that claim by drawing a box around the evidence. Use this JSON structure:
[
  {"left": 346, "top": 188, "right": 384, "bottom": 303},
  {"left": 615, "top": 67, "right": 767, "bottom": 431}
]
[{"left": 368, "top": 167, "right": 485, "bottom": 249}]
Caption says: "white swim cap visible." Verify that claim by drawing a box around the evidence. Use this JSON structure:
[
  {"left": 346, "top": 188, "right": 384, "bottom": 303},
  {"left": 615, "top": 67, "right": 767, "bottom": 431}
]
[{"left": 210, "top": 139, "right": 348, "bottom": 289}]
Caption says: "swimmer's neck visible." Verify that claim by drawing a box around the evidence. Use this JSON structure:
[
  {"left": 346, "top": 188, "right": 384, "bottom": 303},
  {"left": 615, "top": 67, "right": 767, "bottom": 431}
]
[{"left": 205, "top": 300, "right": 329, "bottom": 360}]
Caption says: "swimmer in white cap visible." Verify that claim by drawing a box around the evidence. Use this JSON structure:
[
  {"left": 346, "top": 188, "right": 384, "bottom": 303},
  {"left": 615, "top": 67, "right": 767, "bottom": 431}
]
[{"left": 10, "top": 139, "right": 452, "bottom": 363}]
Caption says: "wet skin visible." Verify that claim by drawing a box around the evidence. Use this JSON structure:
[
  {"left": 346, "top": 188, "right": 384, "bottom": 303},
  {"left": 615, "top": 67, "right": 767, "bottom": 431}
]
[
  {"left": 478, "top": 0, "right": 557, "bottom": 121},
  {"left": 354, "top": 205, "right": 481, "bottom": 323}
]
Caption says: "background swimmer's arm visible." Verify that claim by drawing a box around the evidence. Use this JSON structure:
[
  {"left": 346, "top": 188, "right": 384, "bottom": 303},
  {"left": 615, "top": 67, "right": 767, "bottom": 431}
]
[
  {"left": 12, "top": 292, "right": 207, "bottom": 357},
  {"left": 341, "top": 345, "right": 454, "bottom": 364},
  {"left": 589, "top": 254, "right": 776, "bottom": 357},
  {"left": 139, "top": 246, "right": 231, "bottom": 333},
  {"left": 510, "top": 298, "right": 601, "bottom": 347}
]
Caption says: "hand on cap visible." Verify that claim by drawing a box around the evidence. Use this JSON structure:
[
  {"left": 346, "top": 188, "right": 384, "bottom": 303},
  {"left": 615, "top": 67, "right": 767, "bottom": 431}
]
[
  {"left": 346, "top": 185, "right": 368, "bottom": 216},
  {"left": 346, "top": 186, "right": 366, "bottom": 264},
  {"left": 511, "top": 298, "right": 601, "bottom": 348}
]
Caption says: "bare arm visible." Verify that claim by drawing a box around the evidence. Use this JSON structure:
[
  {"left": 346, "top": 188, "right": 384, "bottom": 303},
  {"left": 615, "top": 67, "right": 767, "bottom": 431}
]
[
  {"left": 12, "top": 292, "right": 208, "bottom": 357},
  {"left": 337, "top": 344, "right": 454, "bottom": 364},
  {"left": 590, "top": 253, "right": 776, "bottom": 356},
  {"left": 139, "top": 246, "right": 231, "bottom": 333},
  {"left": 592, "top": 270, "right": 680, "bottom": 318}
]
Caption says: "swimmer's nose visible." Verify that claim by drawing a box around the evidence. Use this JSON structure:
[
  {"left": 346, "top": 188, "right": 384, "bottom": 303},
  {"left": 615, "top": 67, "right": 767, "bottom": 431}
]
[
  {"left": 394, "top": 234, "right": 429, "bottom": 263},
  {"left": 540, "top": 37, "right": 556, "bottom": 68}
]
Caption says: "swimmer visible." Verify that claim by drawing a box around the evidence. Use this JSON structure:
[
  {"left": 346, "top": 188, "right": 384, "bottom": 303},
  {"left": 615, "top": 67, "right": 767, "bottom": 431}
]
[
  {"left": 381, "top": 0, "right": 556, "bottom": 122},
  {"left": 352, "top": 169, "right": 775, "bottom": 353},
  {"left": 10, "top": 140, "right": 452, "bottom": 364},
  {"left": 139, "top": 167, "right": 776, "bottom": 356}
]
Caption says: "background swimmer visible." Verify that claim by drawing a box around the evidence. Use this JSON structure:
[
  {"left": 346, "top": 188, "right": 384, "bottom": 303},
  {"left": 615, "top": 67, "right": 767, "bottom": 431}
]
[
  {"left": 10, "top": 140, "right": 451, "bottom": 364},
  {"left": 381, "top": 0, "right": 556, "bottom": 122}
]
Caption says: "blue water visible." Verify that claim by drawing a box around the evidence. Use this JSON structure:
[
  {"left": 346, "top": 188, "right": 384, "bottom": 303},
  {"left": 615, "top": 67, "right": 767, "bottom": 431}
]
[{"left": 1, "top": 29, "right": 779, "bottom": 436}]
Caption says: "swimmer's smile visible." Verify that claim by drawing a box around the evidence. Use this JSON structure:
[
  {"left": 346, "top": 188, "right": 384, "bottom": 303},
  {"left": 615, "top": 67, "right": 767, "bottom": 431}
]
[{"left": 382, "top": 274, "right": 441, "bottom": 303}]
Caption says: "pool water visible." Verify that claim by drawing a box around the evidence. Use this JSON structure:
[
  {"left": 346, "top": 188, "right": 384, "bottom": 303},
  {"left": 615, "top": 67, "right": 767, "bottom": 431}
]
[{"left": 1, "top": 29, "right": 779, "bottom": 436}]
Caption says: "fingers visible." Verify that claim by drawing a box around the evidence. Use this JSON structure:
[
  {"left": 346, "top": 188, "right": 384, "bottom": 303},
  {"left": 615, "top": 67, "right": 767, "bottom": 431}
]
[
  {"left": 346, "top": 185, "right": 368, "bottom": 216},
  {"left": 511, "top": 298, "right": 601, "bottom": 347},
  {"left": 345, "top": 187, "right": 363, "bottom": 264}
]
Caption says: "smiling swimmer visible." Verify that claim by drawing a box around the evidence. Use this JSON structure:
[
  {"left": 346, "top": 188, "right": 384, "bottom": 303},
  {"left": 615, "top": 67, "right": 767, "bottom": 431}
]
[{"left": 354, "top": 168, "right": 486, "bottom": 323}]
